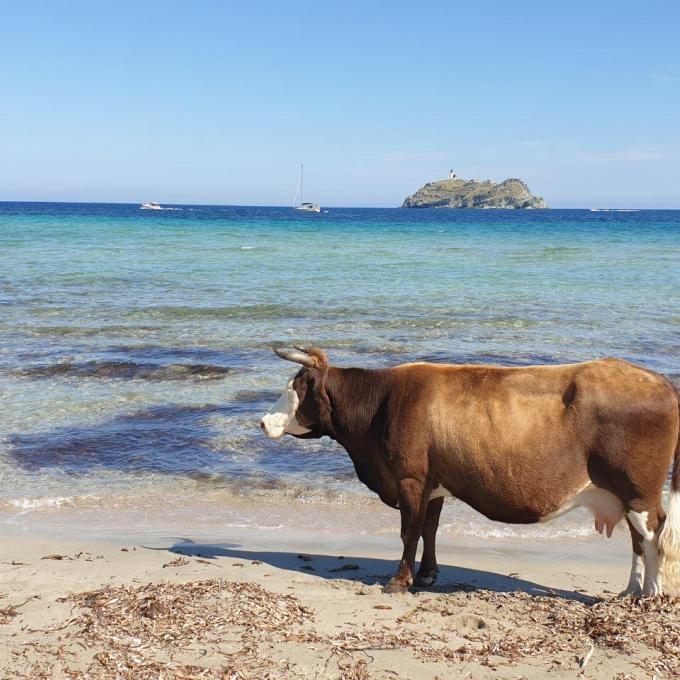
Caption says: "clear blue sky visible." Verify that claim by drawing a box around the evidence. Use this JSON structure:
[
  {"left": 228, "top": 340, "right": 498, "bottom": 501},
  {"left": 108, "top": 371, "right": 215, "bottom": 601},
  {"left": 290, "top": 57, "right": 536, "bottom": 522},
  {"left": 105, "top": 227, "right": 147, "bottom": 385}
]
[{"left": 2, "top": 1, "right": 679, "bottom": 207}]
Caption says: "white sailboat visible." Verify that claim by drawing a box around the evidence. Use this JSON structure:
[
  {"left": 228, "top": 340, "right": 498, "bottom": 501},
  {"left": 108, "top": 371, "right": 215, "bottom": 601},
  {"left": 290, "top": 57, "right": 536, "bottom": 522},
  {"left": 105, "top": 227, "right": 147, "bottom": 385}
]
[{"left": 293, "top": 163, "right": 321, "bottom": 213}]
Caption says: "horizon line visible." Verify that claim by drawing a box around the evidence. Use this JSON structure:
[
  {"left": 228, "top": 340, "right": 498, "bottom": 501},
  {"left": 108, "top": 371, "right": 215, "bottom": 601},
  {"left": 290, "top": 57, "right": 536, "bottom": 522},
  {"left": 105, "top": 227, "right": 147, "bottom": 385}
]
[{"left": 1, "top": 200, "right": 678, "bottom": 211}]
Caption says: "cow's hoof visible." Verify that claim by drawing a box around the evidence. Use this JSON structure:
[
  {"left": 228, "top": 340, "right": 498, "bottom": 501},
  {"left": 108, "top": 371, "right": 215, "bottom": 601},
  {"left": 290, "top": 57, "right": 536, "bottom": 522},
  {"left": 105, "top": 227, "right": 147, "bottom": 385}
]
[
  {"left": 384, "top": 580, "right": 409, "bottom": 594},
  {"left": 414, "top": 569, "right": 439, "bottom": 587},
  {"left": 618, "top": 586, "right": 642, "bottom": 598}
]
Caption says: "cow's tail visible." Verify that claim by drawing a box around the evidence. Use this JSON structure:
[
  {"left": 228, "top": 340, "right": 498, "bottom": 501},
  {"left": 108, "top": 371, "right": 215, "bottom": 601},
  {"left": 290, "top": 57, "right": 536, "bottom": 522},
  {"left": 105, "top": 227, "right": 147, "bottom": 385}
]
[{"left": 659, "top": 388, "right": 680, "bottom": 595}]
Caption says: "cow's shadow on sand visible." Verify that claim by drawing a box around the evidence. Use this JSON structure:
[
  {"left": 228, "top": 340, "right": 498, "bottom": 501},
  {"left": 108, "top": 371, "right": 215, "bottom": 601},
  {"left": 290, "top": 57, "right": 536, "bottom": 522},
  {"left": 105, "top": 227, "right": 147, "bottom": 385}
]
[{"left": 155, "top": 538, "right": 597, "bottom": 603}]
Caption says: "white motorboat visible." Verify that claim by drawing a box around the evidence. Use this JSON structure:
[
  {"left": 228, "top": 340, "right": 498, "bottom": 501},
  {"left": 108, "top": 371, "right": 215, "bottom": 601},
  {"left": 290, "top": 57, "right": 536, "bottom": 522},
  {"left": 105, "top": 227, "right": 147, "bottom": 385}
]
[
  {"left": 140, "top": 202, "right": 163, "bottom": 210},
  {"left": 293, "top": 164, "right": 321, "bottom": 213},
  {"left": 589, "top": 208, "right": 639, "bottom": 212}
]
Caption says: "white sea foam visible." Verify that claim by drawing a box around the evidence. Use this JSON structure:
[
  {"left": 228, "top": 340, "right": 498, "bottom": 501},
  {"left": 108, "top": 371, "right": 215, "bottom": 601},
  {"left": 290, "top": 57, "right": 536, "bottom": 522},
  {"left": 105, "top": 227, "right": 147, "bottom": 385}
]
[
  {"left": 3, "top": 493, "right": 104, "bottom": 511},
  {"left": 222, "top": 522, "right": 285, "bottom": 530},
  {"left": 439, "top": 521, "right": 595, "bottom": 540},
  {"left": 9, "top": 496, "right": 75, "bottom": 509}
]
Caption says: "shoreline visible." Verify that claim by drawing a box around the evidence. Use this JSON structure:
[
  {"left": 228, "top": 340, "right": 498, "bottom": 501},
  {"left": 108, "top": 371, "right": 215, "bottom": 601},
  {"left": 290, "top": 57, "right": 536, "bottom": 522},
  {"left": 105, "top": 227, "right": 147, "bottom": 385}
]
[
  {"left": 1, "top": 486, "right": 624, "bottom": 544},
  {"left": 1, "top": 509, "right": 632, "bottom": 584}
]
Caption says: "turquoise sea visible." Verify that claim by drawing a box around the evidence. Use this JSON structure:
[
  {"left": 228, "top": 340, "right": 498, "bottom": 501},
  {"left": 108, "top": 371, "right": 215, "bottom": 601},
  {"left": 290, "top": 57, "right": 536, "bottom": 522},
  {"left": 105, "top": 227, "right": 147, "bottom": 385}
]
[{"left": 1, "top": 202, "right": 678, "bottom": 538}]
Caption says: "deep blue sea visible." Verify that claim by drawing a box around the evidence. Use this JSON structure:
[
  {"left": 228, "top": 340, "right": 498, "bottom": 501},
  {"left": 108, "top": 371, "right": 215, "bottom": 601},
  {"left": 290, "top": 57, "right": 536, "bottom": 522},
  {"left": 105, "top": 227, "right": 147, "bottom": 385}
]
[{"left": 1, "top": 202, "right": 678, "bottom": 538}]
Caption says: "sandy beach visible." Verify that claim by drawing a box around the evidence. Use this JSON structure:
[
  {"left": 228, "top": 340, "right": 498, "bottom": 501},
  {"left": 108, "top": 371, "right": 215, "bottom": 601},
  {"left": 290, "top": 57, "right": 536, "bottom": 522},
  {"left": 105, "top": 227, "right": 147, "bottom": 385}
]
[{"left": 2, "top": 509, "right": 679, "bottom": 680}]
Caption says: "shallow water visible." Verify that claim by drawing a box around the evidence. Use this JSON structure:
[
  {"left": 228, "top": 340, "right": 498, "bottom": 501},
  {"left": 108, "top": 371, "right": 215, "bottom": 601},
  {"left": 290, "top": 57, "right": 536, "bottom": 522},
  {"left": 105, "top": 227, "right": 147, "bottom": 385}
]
[{"left": 1, "top": 202, "right": 678, "bottom": 539}]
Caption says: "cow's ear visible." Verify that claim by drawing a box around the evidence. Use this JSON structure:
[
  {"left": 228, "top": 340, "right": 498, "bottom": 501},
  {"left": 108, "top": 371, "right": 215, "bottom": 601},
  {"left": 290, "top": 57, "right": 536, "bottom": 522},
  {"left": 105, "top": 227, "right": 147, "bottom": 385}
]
[{"left": 306, "top": 348, "right": 328, "bottom": 368}]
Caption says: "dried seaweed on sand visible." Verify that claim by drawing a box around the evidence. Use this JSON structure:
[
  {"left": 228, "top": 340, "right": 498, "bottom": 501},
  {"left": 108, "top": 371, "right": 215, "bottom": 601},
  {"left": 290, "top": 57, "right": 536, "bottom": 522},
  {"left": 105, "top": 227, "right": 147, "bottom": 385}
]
[
  {"left": 48, "top": 579, "right": 313, "bottom": 678},
  {"left": 6, "top": 575, "right": 680, "bottom": 679}
]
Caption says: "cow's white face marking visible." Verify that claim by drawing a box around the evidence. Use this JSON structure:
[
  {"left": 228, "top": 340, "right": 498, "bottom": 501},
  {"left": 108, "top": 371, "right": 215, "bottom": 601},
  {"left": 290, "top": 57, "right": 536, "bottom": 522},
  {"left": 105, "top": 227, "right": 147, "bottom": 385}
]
[{"left": 261, "top": 378, "right": 311, "bottom": 439}]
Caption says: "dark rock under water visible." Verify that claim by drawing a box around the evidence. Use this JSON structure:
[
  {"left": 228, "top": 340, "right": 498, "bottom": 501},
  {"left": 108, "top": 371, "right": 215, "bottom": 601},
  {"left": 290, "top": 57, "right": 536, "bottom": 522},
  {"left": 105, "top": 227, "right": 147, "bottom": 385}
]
[{"left": 16, "top": 360, "right": 237, "bottom": 381}]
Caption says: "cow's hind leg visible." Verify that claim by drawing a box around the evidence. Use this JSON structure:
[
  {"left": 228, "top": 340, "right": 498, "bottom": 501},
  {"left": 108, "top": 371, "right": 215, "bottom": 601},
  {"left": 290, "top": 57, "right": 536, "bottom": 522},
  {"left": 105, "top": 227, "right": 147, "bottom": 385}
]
[
  {"left": 385, "top": 478, "right": 429, "bottom": 594},
  {"left": 587, "top": 451, "right": 668, "bottom": 596},
  {"left": 620, "top": 518, "right": 644, "bottom": 597},
  {"left": 626, "top": 503, "right": 664, "bottom": 596},
  {"left": 414, "top": 496, "right": 444, "bottom": 587}
]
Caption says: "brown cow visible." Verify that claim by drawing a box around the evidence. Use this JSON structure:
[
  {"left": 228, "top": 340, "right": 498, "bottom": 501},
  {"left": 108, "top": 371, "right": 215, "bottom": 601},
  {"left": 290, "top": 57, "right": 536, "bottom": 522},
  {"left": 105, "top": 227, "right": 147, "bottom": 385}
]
[{"left": 260, "top": 346, "right": 680, "bottom": 596}]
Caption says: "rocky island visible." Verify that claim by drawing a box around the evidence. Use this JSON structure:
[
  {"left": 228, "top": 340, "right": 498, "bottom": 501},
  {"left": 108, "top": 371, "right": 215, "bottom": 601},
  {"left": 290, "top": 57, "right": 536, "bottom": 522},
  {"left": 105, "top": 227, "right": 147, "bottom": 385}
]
[{"left": 402, "top": 175, "right": 548, "bottom": 209}]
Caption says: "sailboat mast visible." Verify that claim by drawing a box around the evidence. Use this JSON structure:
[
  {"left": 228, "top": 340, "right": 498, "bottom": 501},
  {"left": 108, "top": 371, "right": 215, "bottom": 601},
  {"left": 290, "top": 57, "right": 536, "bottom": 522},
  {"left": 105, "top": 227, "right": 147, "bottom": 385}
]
[{"left": 300, "top": 163, "right": 303, "bottom": 205}]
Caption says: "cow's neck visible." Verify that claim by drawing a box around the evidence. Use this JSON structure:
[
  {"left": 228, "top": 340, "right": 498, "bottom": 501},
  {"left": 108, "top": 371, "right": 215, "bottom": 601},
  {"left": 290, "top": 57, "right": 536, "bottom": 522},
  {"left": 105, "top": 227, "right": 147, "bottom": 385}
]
[
  {"left": 324, "top": 367, "right": 390, "bottom": 443},
  {"left": 324, "top": 366, "right": 397, "bottom": 506}
]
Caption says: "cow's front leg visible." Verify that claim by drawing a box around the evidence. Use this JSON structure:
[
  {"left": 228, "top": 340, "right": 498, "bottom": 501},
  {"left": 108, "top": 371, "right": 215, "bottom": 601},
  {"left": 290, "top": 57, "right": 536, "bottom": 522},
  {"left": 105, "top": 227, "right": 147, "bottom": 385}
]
[
  {"left": 414, "top": 496, "right": 444, "bottom": 587},
  {"left": 385, "top": 479, "right": 429, "bottom": 594}
]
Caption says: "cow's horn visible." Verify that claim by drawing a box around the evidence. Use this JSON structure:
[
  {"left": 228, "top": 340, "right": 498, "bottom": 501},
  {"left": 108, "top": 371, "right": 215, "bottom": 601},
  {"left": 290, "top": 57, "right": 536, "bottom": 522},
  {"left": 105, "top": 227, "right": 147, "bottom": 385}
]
[{"left": 273, "top": 346, "right": 317, "bottom": 367}]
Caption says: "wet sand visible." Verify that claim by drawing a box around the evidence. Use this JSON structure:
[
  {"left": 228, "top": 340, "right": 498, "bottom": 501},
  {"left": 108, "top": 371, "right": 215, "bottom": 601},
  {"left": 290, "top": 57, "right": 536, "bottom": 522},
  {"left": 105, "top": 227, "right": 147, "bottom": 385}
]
[{"left": 2, "top": 516, "right": 678, "bottom": 679}]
